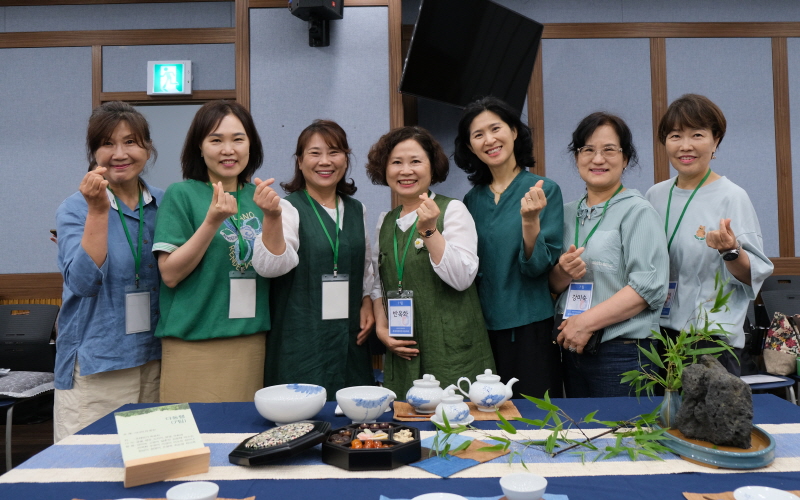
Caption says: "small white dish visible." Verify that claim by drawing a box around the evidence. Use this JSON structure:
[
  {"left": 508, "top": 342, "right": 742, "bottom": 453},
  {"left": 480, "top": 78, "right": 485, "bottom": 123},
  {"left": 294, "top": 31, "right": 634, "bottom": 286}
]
[
  {"left": 430, "top": 414, "right": 474, "bottom": 427},
  {"left": 733, "top": 486, "right": 799, "bottom": 500},
  {"left": 411, "top": 493, "right": 468, "bottom": 500},
  {"left": 166, "top": 481, "right": 219, "bottom": 500},
  {"left": 500, "top": 472, "right": 548, "bottom": 500}
]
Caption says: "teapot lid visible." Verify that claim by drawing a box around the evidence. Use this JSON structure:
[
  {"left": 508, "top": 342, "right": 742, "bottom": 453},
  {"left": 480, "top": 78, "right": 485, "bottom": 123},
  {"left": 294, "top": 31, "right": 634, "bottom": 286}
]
[
  {"left": 475, "top": 369, "right": 501, "bottom": 383},
  {"left": 412, "top": 374, "right": 441, "bottom": 388},
  {"left": 440, "top": 385, "right": 464, "bottom": 403}
]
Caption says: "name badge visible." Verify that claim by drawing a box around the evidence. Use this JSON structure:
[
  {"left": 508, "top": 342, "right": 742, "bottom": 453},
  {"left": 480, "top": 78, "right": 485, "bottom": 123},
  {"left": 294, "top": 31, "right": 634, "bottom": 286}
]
[
  {"left": 229, "top": 270, "right": 257, "bottom": 319},
  {"left": 563, "top": 282, "right": 593, "bottom": 318},
  {"left": 124, "top": 286, "right": 151, "bottom": 334},
  {"left": 322, "top": 274, "right": 349, "bottom": 320},
  {"left": 661, "top": 281, "right": 678, "bottom": 318},
  {"left": 386, "top": 290, "right": 413, "bottom": 337}
]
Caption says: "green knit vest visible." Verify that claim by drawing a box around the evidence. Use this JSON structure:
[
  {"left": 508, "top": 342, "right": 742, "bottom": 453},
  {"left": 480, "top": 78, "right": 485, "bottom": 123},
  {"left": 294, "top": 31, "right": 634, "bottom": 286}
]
[{"left": 377, "top": 195, "right": 495, "bottom": 396}]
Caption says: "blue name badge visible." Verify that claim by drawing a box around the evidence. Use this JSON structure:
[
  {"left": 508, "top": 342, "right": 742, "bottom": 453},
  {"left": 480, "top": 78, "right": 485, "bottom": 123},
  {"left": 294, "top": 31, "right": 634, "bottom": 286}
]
[
  {"left": 387, "top": 291, "right": 414, "bottom": 337},
  {"left": 563, "top": 282, "right": 593, "bottom": 318},
  {"left": 661, "top": 281, "right": 678, "bottom": 318}
]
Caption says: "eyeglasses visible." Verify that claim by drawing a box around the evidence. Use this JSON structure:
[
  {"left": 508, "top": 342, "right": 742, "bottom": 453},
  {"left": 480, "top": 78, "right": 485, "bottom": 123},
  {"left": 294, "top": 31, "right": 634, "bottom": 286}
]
[{"left": 577, "top": 146, "right": 623, "bottom": 159}]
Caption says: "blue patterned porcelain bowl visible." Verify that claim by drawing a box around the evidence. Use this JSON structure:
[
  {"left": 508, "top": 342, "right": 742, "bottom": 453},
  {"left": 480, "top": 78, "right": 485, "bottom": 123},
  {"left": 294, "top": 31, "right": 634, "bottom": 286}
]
[
  {"left": 336, "top": 386, "right": 397, "bottom": 423},
  {"left": 254, "top": 384, "right": 327, "bottom": 425}
]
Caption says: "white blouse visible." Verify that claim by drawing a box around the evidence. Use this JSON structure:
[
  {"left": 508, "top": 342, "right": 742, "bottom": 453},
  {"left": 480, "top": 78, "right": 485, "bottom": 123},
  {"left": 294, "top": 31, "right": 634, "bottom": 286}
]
[
  {"left": 251, "top": 197, "right": 373, "bottom": 297},
  {"left": 370, "top": 192, "right": 479, "bottom": 300}
]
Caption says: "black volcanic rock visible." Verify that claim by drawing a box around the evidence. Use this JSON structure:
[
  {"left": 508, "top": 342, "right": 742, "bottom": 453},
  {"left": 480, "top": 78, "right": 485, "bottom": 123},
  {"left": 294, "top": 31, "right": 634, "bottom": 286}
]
[{"left": 675, "top": 355, "right": 753, "bottom": 449}]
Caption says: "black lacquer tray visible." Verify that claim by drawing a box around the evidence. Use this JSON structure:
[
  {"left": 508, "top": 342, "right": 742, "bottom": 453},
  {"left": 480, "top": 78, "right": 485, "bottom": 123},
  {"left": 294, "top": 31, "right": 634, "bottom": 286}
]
[
  {"left": 229, "top": 420, "right": 331, "bottom": 466},
  {"left": 321, "top": 422, "right": 421, "bottom": 470}
]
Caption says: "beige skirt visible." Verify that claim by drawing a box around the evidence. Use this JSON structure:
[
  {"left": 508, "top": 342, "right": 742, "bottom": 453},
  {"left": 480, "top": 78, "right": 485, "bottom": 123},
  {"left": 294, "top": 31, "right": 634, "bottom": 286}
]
[{"left": 159, "top": 332, "right": 266, "bottom": 403}]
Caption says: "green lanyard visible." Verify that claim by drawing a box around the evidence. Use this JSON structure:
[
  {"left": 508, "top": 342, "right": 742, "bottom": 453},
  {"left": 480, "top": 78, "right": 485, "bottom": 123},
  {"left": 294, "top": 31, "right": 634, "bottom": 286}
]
[
  {"left": 304, "top": 190, "right": 340, "bottom": 276},
  {"left": 110, "top": 187, "right": 144, "bottom": 287},
  {"left": 665, "top": 169, "right": 711, "bottom": 252},
  {"left": 392, "top": 211, "right": 418, "bottom": 292},
  {"left": 209, "top": 183, "right": 247, "bottom": 265},
  {"left": 574, "top": 185, "right": 624, "bottom": 249}
]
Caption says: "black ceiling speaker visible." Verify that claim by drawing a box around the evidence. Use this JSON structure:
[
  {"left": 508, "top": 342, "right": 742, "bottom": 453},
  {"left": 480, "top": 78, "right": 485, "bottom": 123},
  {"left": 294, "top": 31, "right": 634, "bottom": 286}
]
[{"left": 289, "top": 0, "right": 344, "bottom": 47}]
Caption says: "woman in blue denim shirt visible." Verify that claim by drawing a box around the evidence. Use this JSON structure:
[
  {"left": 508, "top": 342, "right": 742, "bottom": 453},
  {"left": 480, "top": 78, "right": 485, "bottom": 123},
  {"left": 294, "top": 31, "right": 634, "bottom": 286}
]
[{"left": 54, "top": 102, "right": 163, "bottom": 441}]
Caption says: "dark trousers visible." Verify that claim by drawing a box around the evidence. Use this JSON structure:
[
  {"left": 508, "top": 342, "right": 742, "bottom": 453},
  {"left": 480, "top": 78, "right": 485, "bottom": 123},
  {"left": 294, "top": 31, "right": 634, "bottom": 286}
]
[
  {"left": 489, "top": 317, "right": 563, "bottom": 399},
  {"left": 562, "top": 338, "right": 657, "bottom": 398}
]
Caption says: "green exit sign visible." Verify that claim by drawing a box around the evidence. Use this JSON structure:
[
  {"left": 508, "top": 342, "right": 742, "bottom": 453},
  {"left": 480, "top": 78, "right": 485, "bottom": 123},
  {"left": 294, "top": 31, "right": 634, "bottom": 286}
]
[{"left": 147, "top": 60, "right": 192, "bottom": 95}]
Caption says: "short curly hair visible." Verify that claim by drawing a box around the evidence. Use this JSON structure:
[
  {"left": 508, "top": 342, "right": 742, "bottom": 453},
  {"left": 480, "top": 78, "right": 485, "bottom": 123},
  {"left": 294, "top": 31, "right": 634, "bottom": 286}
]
[
  {"left": 365, "top": 126, "right": 449, "bottom": 186},
  {"left": 453, "top": 96, "right": 534, "bottom": 185}
]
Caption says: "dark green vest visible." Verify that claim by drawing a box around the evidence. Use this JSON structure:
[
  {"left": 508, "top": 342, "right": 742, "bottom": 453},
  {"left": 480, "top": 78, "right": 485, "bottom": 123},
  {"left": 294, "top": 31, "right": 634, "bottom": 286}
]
[
  {"left": 377, "top": 195, "right": 495, "bottom": 397},
  {"left": 266, "top": 192, "right": 372, "bottom": 399}
]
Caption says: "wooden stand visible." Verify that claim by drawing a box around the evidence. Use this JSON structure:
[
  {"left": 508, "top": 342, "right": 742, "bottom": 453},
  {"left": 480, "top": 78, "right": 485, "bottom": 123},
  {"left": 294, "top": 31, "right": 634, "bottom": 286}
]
[{"left": 123, "top": 446, "right": 211, "bottom": 488}]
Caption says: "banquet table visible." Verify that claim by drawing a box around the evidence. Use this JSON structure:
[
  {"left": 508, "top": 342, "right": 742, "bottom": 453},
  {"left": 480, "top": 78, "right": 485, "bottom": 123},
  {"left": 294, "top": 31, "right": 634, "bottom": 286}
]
[{"left": 1, "top": 394, "right": 799, "bottom": 500}]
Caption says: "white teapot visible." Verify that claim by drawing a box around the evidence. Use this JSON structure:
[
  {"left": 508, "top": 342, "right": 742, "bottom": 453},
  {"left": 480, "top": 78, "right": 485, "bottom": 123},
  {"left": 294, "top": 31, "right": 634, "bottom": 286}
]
[
  {"left": 405, "top": 374, "right": 444, "bottom": 414},
  {"left": 433, "top": 385, "right": 471, "bottom": 424},
  {"left": 457, "top": 369, "right": 518, "bottom": 412}
]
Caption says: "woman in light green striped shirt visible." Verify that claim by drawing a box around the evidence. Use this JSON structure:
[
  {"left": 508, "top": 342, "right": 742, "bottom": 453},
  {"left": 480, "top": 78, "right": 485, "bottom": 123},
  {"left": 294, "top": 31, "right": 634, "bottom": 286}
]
[{"left": 550, "top": 112, "right": 669, "bottom": 397}]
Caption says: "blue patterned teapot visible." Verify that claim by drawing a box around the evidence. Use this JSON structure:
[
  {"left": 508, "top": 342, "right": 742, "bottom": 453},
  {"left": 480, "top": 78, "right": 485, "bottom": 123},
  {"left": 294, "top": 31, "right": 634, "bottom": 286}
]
[
  {"left": 457, "top": 369, "right": 518, "bottom": 412},
  {"left": 405, "top": 374, "right": 444, "bottom": 414}
]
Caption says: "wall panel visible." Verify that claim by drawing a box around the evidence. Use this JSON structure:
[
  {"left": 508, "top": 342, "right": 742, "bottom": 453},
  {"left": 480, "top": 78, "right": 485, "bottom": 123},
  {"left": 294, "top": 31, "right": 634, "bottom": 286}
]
[
  {"left": 1, "top": 2, "right": 233, "bottom": 32},
  {"left": 789, "top": 38, "right": 800, "bottom": 256},
  {"left": 135, "top": 103, "right": 203, "bottom": 191},
  {"left": 666, "top": 37, "right": 779, "bottom": 257},
  {"left": 542, "top": 38, "right": 653, "bottom": 204},
  {"left": 0, "top": 47, "right": 92, "bottom": 274},
  {"left": 249, "top": 7, "right": 391, "bottom": 232},
  {"left": 103, "top": 44, "right": 235, "bottom": 92}
]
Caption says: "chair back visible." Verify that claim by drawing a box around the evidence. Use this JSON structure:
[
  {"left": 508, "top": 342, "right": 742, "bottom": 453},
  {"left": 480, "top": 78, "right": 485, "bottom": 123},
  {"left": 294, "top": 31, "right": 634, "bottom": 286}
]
[
  {"left": 0, "top": 304, "right": 58, "bottom": 372},
  {"left": 760, "top": 275, "right": 800, "bottom": 293},
  {"left": 761, "top": 290, "right": 800, "bottom": 320}
]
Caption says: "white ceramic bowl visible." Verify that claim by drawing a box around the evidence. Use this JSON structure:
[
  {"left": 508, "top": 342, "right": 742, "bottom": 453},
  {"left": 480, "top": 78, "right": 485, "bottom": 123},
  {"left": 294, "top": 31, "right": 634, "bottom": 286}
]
[
  {"left": 733, "top": 486, "right": 800, "bottom": 500},
  {"left": 254, "top": 384, "right": 326, "bottom": 424},
  {"left": 499, "top": 472, "right": 548, "bottom": 500},
  {"left": 166, "top": 481, "right": 219, "bottom": 500},
  {"left": 336, "top": 386, "right": 396, "bottom": 422}
]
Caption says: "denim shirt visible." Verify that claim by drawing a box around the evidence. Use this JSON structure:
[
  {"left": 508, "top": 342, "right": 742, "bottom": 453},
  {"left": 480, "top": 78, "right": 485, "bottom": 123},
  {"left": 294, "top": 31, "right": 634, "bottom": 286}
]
[{"left": 55, "top": 178, "right": 163, "bottom": 390}]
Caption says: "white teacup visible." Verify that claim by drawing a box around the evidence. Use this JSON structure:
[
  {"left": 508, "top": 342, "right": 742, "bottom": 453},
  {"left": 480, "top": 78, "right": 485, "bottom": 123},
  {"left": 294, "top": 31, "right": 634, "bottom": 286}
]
[
  {"left": 166, "top": 481, "right": 219, "bottom": 500},
  {"left": 336, "top": 386, "right": 396, "bottom": 422},
  {"left": 499, "top": 473, "right": 547, "bottom": 500}
]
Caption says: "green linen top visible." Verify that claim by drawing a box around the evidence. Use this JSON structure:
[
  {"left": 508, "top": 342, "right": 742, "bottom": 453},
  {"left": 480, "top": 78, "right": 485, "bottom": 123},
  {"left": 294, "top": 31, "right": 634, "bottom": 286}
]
[
  {"left": 554, "top": 189, "right": 669, "bottom": 341},
  {"left": 463, "top": 170, "right": 564, "bottom": 331},
  {"left": 153, "top": 179, "right": 271, "bottom": 341}
]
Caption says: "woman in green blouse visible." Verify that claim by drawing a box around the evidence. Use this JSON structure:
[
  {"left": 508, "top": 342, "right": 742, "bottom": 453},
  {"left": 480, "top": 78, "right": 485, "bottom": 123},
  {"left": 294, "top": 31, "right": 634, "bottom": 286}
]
[{"left": 454, "top": 97, "right": 563, "bottom": 399}]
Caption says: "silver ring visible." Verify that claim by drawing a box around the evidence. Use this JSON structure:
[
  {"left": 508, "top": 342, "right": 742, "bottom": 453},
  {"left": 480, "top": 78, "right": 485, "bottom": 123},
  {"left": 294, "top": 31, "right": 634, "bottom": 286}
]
[{"left": 568, "top": 346, "right": 577, "bottom": 353}]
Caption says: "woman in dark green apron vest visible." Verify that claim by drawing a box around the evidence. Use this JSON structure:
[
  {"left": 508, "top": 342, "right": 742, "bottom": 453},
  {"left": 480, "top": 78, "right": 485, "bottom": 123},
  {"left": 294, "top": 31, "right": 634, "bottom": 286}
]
[
  {"left": 252, "top": 120, "right": 374, "bottom": 400},
  {"left": 365, "top": 126, "right": 495, "bottom": 397}
]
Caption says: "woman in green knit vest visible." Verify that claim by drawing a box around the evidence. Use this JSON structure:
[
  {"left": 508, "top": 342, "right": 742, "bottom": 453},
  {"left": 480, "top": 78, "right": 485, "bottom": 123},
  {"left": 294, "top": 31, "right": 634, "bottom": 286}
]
[
  {"left": 366, "top": 126, "right": 495, "bottom": 397},
  {"left": 252, "top": 120, "right": 375, "bottom": 400}
]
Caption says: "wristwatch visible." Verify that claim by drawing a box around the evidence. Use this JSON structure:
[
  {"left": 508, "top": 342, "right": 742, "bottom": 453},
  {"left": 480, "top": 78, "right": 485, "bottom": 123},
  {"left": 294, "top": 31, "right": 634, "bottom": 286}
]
[
  {"left": 719, "top": 240, "right": 742, "bottom": 261},
  {"left": 418, "top": 227, "right": 438, "bottom": 238}
]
